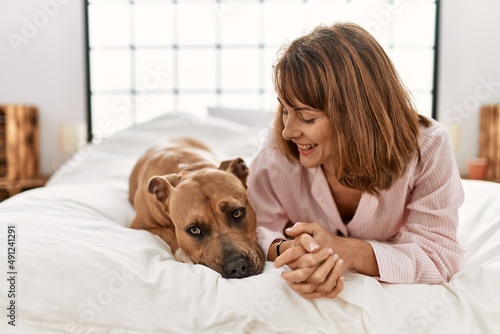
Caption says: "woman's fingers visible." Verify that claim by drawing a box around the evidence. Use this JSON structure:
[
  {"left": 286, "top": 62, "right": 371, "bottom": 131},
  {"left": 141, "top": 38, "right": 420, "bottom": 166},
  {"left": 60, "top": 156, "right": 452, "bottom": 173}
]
[
  {"left": 274, "top": 236, "right": 327, "bottom": 269},
  {"left": 307, "top": 254, "right": 341, "bottom": 285},
  {"left": 281, "top": 265, "right": 315, "bottom": 284},
  {"left": 293, "top": 228, "right": 321, "bottom": 253},
  {"left": 285, "top": 222, "right": 320, "bottom": 238},
  {"left": 324, "top": 276, "right": 345, "bottom": 299},
  {"left": 287, "top": 281, "right": 320, "bottom": 295},
  {"left": 284, "top": 254, "right": 345, "bottom": 299},
  {"left": 273, "top": 243, "right": 306, "bottom": 268},
  {"left": 290, "top": 275, "right": 345, "bottom": 300},
  {"left": 281, "top": 249, "right": 335, "bottom": 285},
  {"left": 279, "top": 247, "right": 334, "bottom": 272},
  {"left": 313, "top": 255, "right": 344, "bottom": 293}
]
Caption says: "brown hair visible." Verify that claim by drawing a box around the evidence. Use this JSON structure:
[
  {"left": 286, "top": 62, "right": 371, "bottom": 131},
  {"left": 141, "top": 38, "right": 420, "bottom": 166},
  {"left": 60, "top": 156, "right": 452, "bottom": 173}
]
[{"left": 273, "top": 22, "right": 430, "bottom": 195}]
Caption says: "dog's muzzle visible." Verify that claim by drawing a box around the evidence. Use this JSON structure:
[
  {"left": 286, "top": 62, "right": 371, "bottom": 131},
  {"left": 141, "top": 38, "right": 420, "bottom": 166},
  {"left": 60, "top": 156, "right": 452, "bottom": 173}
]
[
  {"left": 222, "top": 250, "right": 266, "bottom": 279},
  {"left": 223, "top": 253, "right": 251, "bottom": 279}
]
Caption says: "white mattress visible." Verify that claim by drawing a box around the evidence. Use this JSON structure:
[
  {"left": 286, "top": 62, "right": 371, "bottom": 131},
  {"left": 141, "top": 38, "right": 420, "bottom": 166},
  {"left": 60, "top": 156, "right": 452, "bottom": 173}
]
[{"left": 0, "top": 112, "right": 499, "bottom": 334}]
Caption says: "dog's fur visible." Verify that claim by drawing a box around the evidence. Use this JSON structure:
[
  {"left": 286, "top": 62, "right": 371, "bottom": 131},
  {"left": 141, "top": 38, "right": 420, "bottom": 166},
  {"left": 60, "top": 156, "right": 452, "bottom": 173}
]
[{"left": 129, "top": 138, "right": 265, "bottom": 278}]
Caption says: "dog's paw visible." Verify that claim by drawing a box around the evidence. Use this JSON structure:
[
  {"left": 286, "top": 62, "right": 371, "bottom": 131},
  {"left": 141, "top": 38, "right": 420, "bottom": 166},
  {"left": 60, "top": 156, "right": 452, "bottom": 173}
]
[{"left": 174, "top": 248, "right": 194, "bottom": 264}]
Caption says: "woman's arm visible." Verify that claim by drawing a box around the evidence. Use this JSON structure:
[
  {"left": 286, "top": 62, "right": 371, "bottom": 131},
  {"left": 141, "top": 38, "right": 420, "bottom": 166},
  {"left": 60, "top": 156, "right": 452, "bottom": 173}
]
[
  {"left": 283, "top": 223, "right": 380, "bottom": 277},
  {"left": 367, "top": 125, "right": 464, "bottom": 284}
]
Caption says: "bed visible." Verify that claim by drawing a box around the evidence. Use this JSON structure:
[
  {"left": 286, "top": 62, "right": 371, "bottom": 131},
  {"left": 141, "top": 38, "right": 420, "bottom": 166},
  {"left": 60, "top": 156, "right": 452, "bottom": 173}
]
[{"left": 1, "top": 112, "right": 499, "bottom": 334}]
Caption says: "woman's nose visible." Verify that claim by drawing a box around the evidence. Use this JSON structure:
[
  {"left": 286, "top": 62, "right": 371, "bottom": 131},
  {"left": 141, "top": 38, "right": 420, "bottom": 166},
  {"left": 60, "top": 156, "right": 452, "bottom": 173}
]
[{"left": 282, "top": 115, "right": 301, "bottom": 140}]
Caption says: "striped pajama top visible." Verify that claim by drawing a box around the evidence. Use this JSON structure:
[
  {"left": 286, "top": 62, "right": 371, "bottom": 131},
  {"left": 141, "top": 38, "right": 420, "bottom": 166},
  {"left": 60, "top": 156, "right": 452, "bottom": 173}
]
[{"left": 247, "top": 119, "right": 465, "bottom": 284}]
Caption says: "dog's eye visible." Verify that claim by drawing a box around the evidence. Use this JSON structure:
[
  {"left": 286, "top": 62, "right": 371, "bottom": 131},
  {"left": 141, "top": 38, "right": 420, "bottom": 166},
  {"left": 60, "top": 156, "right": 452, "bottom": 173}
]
[
  {"left": 189, "top": 227, "right": 202, "bottom": 235},
  {"left": 232, "top": 208, "right": 245, "bottom": 220}
]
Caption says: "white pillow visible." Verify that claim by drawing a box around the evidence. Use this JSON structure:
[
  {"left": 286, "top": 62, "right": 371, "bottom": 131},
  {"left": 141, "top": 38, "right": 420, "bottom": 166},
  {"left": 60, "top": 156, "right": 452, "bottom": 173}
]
[{"left": 207, "top": 106, "right": 273, "bottom": 128}]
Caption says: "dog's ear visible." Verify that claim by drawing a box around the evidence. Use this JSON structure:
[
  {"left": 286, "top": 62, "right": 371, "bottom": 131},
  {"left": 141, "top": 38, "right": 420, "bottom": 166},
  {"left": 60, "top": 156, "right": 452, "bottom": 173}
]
[
  {"left": 147, "top": 174, "right": 179, "bottom": 203},
  {"left": 218, "top": 158, "right": 249, "bottom": 187}
]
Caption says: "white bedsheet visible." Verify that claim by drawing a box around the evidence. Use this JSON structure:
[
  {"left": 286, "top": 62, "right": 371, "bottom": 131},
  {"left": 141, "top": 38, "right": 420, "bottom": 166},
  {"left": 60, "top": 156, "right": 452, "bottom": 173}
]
[{"left": 0, "top": 113, "right": 499, "bottom": 334}]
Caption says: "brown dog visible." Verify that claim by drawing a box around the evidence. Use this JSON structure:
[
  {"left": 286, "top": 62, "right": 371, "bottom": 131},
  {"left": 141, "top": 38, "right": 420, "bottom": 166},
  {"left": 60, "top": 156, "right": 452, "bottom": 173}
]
[{"left": 129, "top": 138, "right": 265, "bottom": 278}]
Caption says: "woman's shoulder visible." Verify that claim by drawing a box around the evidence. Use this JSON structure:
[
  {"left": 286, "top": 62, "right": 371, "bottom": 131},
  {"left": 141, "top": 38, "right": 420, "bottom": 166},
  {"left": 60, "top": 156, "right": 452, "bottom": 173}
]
[
  {"left": 410, "top": 116, "right": 457, "bottom": 176},
  {"left": 418, "top": 117, "right": 450, "bottom": 148}
]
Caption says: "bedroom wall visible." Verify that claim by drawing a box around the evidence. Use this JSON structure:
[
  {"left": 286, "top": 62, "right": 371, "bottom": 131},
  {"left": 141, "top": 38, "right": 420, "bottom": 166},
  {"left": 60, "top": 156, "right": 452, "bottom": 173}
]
[
  {"left": 0, "top": 0, "right": 499, "bottom": 177},
  {"left": 437, "top": 0, "right": 500, "bottom": 176},
  {"left": 0, "top": 0, "right": 87, "bottom": 177}
]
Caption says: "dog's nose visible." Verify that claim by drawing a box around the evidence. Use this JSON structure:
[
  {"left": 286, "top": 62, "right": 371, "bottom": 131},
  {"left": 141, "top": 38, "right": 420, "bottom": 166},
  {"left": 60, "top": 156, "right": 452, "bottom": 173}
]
[{"left": 223, "top": 254, "right": 250, "bottom": 278}]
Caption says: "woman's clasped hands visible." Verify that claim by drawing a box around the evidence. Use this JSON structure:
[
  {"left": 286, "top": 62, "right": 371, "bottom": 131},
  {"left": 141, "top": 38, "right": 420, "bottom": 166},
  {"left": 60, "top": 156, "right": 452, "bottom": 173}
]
[{"left": 273, "top": 222, "right": 345, "bottom": 299}]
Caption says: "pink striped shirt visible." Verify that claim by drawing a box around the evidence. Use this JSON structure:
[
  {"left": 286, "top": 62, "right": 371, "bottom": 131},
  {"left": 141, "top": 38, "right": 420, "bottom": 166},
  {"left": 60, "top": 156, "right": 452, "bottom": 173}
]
[{"left": 247, "top": 119, "right": 465, "bottom": 284}]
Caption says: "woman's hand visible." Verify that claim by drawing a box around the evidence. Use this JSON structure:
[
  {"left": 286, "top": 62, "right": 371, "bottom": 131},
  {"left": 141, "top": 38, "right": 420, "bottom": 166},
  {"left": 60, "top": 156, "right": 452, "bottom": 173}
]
[
  {"left": 285, "top": 222, "right": 340, "bottom": 252},
  {"left": 285, "top": 221, "right": 381, "bottom": 278},
  {"left": 274, "top": 230, "right": 344, "bottom": 299}
]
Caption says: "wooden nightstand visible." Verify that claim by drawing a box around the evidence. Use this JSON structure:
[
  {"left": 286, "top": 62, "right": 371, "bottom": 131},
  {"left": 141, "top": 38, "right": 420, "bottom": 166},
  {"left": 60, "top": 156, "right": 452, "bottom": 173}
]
[
  {"left": 0, "top": 104, "right": 45, "bottom": 202},
  {"left": 0, "top": 176, "right": 49, "bottom": 202},
  {"left": 479, "top": 105, "right": 500, "bottom": 183}
]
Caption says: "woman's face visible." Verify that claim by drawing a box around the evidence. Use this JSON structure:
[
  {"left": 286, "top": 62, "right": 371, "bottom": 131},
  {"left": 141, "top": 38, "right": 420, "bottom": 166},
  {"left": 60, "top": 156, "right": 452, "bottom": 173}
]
[{"left": 279, "top": 97, "right": 334, "bottom": 170}]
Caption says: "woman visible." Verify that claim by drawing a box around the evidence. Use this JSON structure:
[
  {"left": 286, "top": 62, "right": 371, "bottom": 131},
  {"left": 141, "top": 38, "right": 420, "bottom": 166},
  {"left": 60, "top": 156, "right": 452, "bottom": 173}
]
[{"left": 247, "top": 22, "right": 465, "bottom": 300}]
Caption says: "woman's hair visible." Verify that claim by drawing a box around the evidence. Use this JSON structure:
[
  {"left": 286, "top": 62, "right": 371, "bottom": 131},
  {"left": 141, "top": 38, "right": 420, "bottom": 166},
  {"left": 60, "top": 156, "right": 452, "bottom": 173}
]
[{"left": 273, "top": 22, "right": 430, "bottom": 195}]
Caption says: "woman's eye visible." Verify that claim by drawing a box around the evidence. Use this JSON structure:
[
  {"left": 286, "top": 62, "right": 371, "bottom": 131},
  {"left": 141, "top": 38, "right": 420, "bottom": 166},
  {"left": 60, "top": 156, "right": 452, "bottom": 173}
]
[
  {"left": 299, "top": 114, "right": 315, "bottom": 124},
  {"left": 233, "top": 208, "right": 245, "bottom": 219},
  {"left": 190, "top": 227, "right": 202, "bottom": 235}
]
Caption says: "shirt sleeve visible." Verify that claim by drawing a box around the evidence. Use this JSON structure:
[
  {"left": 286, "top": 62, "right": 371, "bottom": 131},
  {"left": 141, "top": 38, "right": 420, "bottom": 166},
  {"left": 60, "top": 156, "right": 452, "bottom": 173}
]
[
  {"left": 367, "top": 125, "right": 465, "bottom": 284},
  {"left": 247, "top": 140, "right": 290, "bottom": 258}
]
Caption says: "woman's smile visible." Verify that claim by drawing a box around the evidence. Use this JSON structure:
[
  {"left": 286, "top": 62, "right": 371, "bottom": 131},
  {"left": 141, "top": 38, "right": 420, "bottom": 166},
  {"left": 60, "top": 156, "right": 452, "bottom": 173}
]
[{"left": 296, "top": 143, "right": 318, "bottom": 155}]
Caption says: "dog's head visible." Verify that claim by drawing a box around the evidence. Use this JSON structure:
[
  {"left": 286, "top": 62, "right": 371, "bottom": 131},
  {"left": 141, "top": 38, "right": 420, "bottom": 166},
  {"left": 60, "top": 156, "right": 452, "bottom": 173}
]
[{"left": 147, "top": 158, "right": 265, "bottom": 278}]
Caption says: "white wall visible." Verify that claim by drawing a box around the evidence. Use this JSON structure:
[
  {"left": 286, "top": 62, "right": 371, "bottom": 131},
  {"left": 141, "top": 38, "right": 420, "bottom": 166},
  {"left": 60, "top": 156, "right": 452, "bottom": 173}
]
[
  {"left": 438, "top": 0, "right": 500, "bottom": 176},
  {"left": 0, "top": 0, "right": 86, "bottom": 176},
  {"left": 1, "top": 0, "right": 499, "bottom": 177}
]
